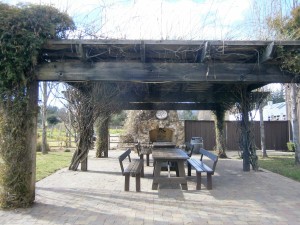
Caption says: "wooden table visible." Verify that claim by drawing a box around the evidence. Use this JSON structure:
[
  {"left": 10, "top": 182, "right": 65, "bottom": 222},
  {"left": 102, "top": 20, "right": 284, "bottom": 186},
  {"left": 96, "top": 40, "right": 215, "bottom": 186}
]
[
  {"left": 152, "top": 142, "right": 176, "bottom": 148},
  {"left": 152, "top": 148, "right": 189, "bottom": 190}
]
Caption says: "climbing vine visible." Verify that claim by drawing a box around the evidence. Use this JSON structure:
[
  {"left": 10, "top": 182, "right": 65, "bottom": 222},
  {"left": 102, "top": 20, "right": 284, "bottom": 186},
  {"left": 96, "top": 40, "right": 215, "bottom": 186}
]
[
  {"left": 233, "top": 85, "right": 260, "bottom": 171},
  {"left": 0, "top": 3, "right": 74, "bottom": 208}
]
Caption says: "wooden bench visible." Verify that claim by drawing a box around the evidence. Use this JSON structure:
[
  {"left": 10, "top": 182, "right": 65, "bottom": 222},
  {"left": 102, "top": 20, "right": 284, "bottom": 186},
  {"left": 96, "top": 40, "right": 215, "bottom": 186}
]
[
  {"left": 187, "top": 149, "right": 218, "bottom": 190},
  {"left": 119, "top": 149, "right": 144, "bottom": 192}
]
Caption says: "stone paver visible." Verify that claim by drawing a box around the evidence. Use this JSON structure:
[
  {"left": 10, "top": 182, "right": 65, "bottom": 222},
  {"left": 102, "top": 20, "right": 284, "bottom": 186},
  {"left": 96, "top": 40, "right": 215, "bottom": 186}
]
[{"left": 0, "top": 150, "right": 299, "bottom": 225}]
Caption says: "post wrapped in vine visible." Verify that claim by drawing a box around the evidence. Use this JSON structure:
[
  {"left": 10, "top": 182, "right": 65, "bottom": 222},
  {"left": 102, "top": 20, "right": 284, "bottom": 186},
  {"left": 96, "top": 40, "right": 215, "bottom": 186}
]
[
  {"left": 235, "top": 85, "right": 259, "bottom": 171},
  {"left": 212, "top": 104, "right": 232, "bottom": 158},
  {"left": 65, "top": 82, "right": 125, "bottom": 170},
  {"left": 0, "top": 3, "right": 75, "bottom": 208}
]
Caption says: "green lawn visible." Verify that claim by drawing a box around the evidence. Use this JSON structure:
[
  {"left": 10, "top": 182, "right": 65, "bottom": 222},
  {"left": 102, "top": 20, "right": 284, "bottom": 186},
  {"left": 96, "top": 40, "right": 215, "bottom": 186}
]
[
  {"left": 36, "top": 151, "right": 73, "bottom": 181},
  {"left": 259, "top": 155, "right": 300, "bottom": 182}
]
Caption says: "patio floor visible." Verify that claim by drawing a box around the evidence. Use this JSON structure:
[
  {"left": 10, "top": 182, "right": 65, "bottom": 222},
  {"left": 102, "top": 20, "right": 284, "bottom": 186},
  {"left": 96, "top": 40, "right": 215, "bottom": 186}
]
[{"left": 0, "top": 150, "right": 299, "bottom": 225}]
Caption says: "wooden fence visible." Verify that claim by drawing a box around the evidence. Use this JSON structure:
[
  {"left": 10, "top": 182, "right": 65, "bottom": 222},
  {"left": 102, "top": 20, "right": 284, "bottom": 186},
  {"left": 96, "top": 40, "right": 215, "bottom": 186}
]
[{"left": 184, "top": 120, "right": 290, "bottom": 151}]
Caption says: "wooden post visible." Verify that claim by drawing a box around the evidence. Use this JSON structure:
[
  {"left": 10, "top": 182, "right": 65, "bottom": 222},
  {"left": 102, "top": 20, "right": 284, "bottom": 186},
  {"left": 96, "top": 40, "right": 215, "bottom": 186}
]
[
  {"left": 240, "top": 88, "right": 251, "bottom": 172},
  {"left": 28, "top": 80, "right": 39, "bottom": 203}
]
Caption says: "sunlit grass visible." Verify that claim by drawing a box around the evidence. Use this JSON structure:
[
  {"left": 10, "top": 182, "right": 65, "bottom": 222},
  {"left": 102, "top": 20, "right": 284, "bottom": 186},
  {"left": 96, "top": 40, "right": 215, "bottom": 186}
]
[
  {"left": 259, "top": 155, "right": 300, "bottom": 182},
  {"left": 36, "top": 151, "right": 73, "bottom": 181}
]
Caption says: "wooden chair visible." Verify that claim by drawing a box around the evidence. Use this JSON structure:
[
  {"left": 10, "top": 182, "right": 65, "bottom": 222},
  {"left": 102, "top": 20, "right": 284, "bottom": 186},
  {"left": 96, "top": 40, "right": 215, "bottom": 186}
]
[{"left": 135, "top": 142, "right": 152, "bottom": 166}]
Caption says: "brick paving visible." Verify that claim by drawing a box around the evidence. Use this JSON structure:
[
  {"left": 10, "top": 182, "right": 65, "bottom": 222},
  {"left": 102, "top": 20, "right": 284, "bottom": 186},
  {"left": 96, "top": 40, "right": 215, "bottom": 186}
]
[{"left": 0, "top": 150, "right": 299, "bottom": 225}]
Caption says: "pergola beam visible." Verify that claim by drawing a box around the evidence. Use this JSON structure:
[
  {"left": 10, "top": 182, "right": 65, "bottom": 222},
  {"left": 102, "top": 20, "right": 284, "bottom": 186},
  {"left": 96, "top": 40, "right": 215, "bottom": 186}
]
[
  {"left": 140, "top": 40, "right": 146, "bottom": 63},
  {"left": 37, "top": 61, "right": 294, "bottom": 83},
  {"left": 119, "top": 102, "right": 219, "bottom": 110}
]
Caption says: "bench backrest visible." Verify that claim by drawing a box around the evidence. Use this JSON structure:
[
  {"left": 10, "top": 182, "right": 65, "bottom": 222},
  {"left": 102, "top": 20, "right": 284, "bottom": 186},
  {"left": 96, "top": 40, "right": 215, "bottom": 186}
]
[
  {"left": 199, "top": 149, "right": 218, "bottom": 173},
  {"left": 119, "top": 149, "right": 131, "bottom": 175},
  {"left": 185, "top": 142, "right": 195, "bottom": 157}
]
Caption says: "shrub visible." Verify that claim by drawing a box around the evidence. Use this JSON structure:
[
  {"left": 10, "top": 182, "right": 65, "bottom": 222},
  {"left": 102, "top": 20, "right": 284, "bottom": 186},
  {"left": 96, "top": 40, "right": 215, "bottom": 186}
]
[
  {"left": 287, "top": 141, "right": 296, "bottom": 152},
  {"left": 36, "top": 141, "right": 51, "bottom": 152},
  {"left": 120, "top": 134, "right": 134, "bottom": 143}
]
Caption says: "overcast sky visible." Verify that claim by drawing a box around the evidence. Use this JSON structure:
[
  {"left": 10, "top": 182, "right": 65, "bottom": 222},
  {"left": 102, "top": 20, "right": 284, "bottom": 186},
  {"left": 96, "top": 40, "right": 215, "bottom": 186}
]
[
  {"left": 3, "top": 0, "right": 297, "bottom": 40},
  {"left": 1, "top": 0, "right": 271, "bottom": 40}
]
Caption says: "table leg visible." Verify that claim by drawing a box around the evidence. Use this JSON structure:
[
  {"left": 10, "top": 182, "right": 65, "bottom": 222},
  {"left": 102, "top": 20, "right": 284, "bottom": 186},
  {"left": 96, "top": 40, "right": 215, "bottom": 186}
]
[
  {"left": 146, "top": 154, "right": 150, "bottom": 166},
  {"left": 177, "top": 160, "right": 188, "bottom": 190},
  {"left": 152, "top": 160, "right": 162, "bottom": 190}
]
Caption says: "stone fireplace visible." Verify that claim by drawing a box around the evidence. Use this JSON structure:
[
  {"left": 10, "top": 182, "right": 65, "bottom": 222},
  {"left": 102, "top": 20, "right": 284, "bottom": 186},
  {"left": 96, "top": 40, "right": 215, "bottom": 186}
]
[
  {"left": 149, "top": 128, "right": 173, "bottom": 142},
  {"left": 122, "top": 110, "right": 184, "bottom": 146}
]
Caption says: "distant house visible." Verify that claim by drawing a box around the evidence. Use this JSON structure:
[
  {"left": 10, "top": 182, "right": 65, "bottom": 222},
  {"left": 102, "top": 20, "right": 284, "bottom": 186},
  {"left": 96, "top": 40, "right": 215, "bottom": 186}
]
[
  {"left": 229, "top": 101, "right": 287, "bottom": 121},
  {"left": 196, "top": 101, "right": 287, "bottom": 121},
  {"left": 262, "top": 101, "right": 287, "bottom": 121}
]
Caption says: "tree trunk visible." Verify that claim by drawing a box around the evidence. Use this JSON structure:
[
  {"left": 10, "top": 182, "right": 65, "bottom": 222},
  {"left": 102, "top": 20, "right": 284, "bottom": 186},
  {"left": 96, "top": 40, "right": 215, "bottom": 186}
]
[
  {"left": 239, "top": 87, "right": 258, "bottom": 171},
  {"left": 69, "top": 102, "right": 94, "bottom": 171},
  {"left": 96, "top": 113, "right": 110, "bottom": 158},
  {"left": 241, "top": 99, "right": 251, "bottom": 171},
  {"left": 213, "top": 107, "right": 227, "bottom": 158},
  {"left": 41, "top": 81, "right": 48, "bottom": 154},
  {"left": 291, "top": 84, "right": 300, "bottom": 165},
  {"left": 67, "top": 108, "right": 72, "bottom": 147},
  {"left": 259, "top": 104, "right": 268, "bottom": 158}
]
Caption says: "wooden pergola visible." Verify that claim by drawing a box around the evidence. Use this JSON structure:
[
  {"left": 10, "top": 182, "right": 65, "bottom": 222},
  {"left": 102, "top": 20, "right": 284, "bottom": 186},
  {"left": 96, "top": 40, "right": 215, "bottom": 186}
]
[
  {"left": 0, "top": 38, "right": 291, "bottom": 207},
  {"left": 37, "top": 40, "right": 300, "bottom": 110},
  {"left": 36, "top": 39, "right": 300, "bottom": 172}
]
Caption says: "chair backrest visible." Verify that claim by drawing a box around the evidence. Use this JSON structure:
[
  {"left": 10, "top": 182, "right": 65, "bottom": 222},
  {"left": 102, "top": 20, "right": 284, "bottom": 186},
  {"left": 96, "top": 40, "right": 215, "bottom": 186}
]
[
  {"left": 185, "top": 142, "right": 194, "bottom": 157},
  {"left": 135, "top": 142, "right": 141, "bottom": 155}
]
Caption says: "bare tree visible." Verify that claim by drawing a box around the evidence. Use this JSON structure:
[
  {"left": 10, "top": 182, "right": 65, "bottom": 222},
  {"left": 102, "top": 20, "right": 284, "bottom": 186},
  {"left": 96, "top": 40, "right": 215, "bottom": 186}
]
[
  {"left": 259, "top": 103, "right": 267, "bottom": 158},
  {"left": 290, "top": 84, "right": 300, "bottom": 164},
  {"left": 39, "top": 81, "right": 58, "bottom": 154},
  {"left": 61, "top": 82, "right": 125, "bottom": 170}
]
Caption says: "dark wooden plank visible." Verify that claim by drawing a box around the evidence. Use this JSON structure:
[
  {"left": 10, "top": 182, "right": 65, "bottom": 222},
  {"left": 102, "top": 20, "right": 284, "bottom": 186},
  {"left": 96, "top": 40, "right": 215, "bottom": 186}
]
[
  {"left": 37, "top": 61, "right": 292, "bottom": 83},
  {"left": 152, "top": 149, "right": 189, "bottom": 160},
  {"left": 43, "top": 39, "right": 300, "bottom": 48},
  {"left": 119, "top": 103, "right": 219, "bottom": 110},
  {"left": 140, "top": 41, "right": 146, "bottom": 63}
]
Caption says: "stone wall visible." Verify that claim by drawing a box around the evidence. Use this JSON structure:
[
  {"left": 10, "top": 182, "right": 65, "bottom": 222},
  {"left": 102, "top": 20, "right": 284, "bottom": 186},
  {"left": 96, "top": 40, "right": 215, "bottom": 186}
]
[{"left": 121, "top": 110, "right": 184, "bottom": 146}]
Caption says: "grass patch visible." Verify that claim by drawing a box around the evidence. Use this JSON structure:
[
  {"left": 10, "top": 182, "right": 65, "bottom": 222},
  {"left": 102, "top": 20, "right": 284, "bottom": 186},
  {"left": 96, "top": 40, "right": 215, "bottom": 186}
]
[
  {"left": 259, "top": 155, "right": 300, "bottom": 182},
  {"left": 109, "top": 129, "right": 124, "bottom": 135},
  {"left": 36, "top": 151, "right": 73, "bottom": 181}
]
